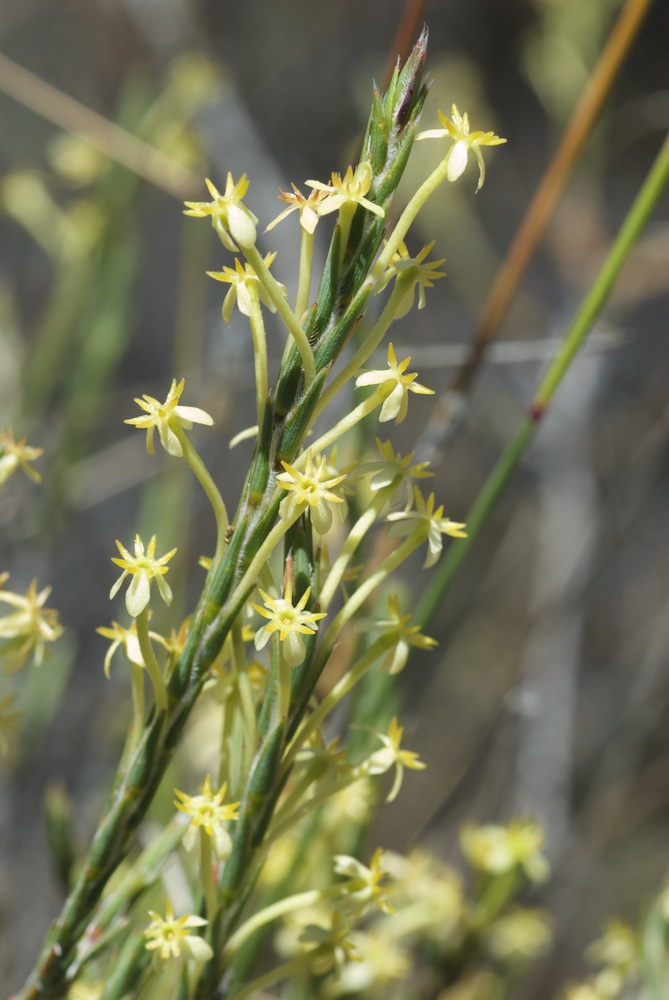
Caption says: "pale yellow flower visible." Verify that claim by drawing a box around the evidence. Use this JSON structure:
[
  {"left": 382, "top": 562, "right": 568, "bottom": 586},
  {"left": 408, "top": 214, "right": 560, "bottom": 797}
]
[
  {"left": 357, "top": 595, "right": 437, "bottom": 675},
  {"left": 0, "top": 577, "right": 63, "bottom": 670},
  {"left": 365, "top": 717, "right": 426, "bottom": 802},
  {"left": 299, "top": 910, "right": 361, "bottom": 977},
  {"left": 358, "top": 438, "right": 432, "bottom": 510},
  {"left": 386, "top": 487, "right": 467, "bottom": 568},
  {"left": 125, "top": 378, "right": 213, "bottom": 458},
  {"left": 417, "top": 104, "right": 507, "bottom": 191},
  {"left": 252, "top": 577, "right": 326, "bottom": 668},
  {"left": 355, "top": 343, "right": 434, "bottom": 424},
  {"left": 276, "top": 450, "right": 346, "bottom": 535},
  {"left": 306, "top": 162, "right": 384, "bottom": 219},
  {"left": 460, "top": 819, "right": 549, "bottom": 883},
  {"left": 183, "top": 173, "right": 258, "bottom": 250},
  {"left": 266, "top": 183, "right": 328, "bottom": 234},
  {"left": 110, "top": 534, "right": 177, "bottom": 618},
  {"left": 333, "top": 848, "right": 395, "bottom": 916},
  {"left": 0, "top": 430, "right": 43, "bottom": 486},
  {"left": 374, "top": 241, "right": 447, "bottom": 316},
  {"left": 174, "top": 774, "right": 240, "bottom": 858},
  {"left": 144, "top": 900, "right": 213, "bottom": 962},
  {"left": 207, "top": 252, "right": 287, "bottom": 322}
]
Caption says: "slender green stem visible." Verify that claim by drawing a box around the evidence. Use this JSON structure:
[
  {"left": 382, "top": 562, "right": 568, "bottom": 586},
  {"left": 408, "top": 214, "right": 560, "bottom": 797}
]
[
  {"left": 415, "top": 132, "right": 669, "bottom": 630},
  {"left": 277, "top": 647, "right": 291, "bottom": 722},
  {"left": 246, "top": 286, "right": 269, "bottom": 430},
  {"left": 243, "top": 245, "right": 316, "bottom": 385},
  {"left": 199, "top": 832, "right": 218, "bottom": 923},
  {"left": 135, "top": 608, "right": 167, "bottom": 714},
  {"left": 313, "top": 273, "right": 417, "bottom": 419},
  {"left": 173, "top": 424, "right": 228, "bottom": 567},
  {"left": 231, "top": 620, "right": 256, "bottom": 781},
  {"left": 224, "top": 884, "right": 345, "bottom": 959},
  {"left": 227, "top": 507, "right": 301, "bottom": 612},
  {"left": 263, "top": 771, "right": 364, "bottom": 850},
  {"left": 300, "top": 383, "right": 393, "bottom": 462},
  {"left": 371, "top": 155, "right": 452, "bottom": 279},
  {"left": 226, "top": 954, "right": 318, "bottom": 1000},
  {"left": 295, "top": 227, "right": 315, "bottom": 321},
  {"left": 128, "top": 660, "right": 145, "bottom": 756}
]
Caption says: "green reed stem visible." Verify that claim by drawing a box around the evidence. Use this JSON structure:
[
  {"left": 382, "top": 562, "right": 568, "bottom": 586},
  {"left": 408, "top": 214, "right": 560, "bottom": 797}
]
[{"left": 415, "top": 132, "right": 669, "bottom": 629}]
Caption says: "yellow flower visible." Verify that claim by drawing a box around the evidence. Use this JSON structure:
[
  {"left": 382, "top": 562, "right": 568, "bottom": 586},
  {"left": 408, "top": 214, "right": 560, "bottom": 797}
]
[
  {"left": 306, "top": 162, "right": 384, "bottom": 219},
  {"left": 374, "top": 241, "right": 447, "bottom": 316},
  {"left": 0, "top": 577, "right": 63, "bottom": 670},
  {"left": 364, "top": 717, "right": 426, "bottom": 802},
  {"left": 386, "top": 487, "right": 467, "bottom": 568},
  {"left": 174, "top": 774, "right": 240, "bottom": 857},
  {"left": 183, "top": 173, "right": 258, "bottom": 250},
  {"left": 357, "top": 595, "right": 437, "bottom": 675},
  {"left": 417, "top": 104, "right": 507, "bottom": 191},
  {"left": 355, "top": 343, "right": 434, "bottom": 424},
  {"left": 125, "top": 378, "right": 213, "bottom": 458},
  {"left": 460, "top": 819, "right": 549, "bottom": 883},
  {"left": 0, "top": 430, "right": 43, "bottom": 486},
  {"left": 144, "top": 900, "right": 213, "bottom": 962},
  {"left": 110, "top": 534, "right": 177, "bottom": 618},
  {"left": 299, "top": 910, "right": 361, "bottom": 977},
  {"left": 252, "top": 577, "right": 326, "bottom": 668},
  {"left": 206, "top": 252, "right": 287, "bottom": 322},
  {"left": 266, "top": 183, "right": 328, "bottom": 234},
  {"left": 276, "top": 450, "right": 346, "bottom": 535},
  {"left": 359, "top": 438, "right": 432, "bottom": 509},
  {"left": 333, "top": 847, "right": 395, "bottom": 916}
]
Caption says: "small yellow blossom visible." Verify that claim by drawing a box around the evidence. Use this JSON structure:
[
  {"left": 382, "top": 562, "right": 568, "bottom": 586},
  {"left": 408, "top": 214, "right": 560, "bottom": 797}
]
[
  {"left": 359, "top": 439, "right": 432, "bottom": 509},
  {"left": 365, "top": 717, "right": 426, "bottom": 803},
  {"left": 357, "top": 595, "right": 437, "bottom": 675},
  {"left": 416, "top": 104, "right": 507, "bottom": 191},
  {"left": 144, "top": 900, "right": 213, "bottom": 963},
  {"left": 207, "top": 252, "right": 287, "bottom": 322},
  {"left": 337, "top": 929, "right": 411, "bottom": 991},
  {"left": 276, "top": 450, "right": 346, "bottom": 535},
  {"left": 96, "top": 620, "right": 143, "bottom": 677},
  {"left": 183, "top": 173, "right": 258, "bottom": 250},
  {"left": 487, "top": 908, "right": 552, "bottom": 963},
  {"left": 333, "top": 848, "right": 395, "bottom": 916},
  {"left": 0, "top": 430, "right": 43, "bottom": 486},
  {"left": 266, "top": 183, "right": 328, "bottom": 234},
  {"left": 306, "top": 162, "right": 384, "bottom": 219},
  {"left": 125, "top": 378, "right": 213, "bottom": 458},
  {"left": 0, "top": 577, "right": 64, "bottom": 670},
  {"left": 252, "top": 577, "right": 326, "bottom": 668},
  {"left": 355, "top": 343, "right": 434, "bottom": 424},
  {"left": 110, "top": 534, "right": 177, "bottom": 619},
  {"left": 174, "top": 774, "right": 240, "bottom": 858},
  {"left": 299, "top": 910, "right": 362, "bottom": 977},
  {"left": 374, "top": 241, "right": 447, "bottom": 316},
  {"left": 0, "top": 693, "right": 21, "bottom": 754},
  {"left": 386, "top": 487, "right": 467, "bottom": 568},
  {"left": 460, "top": 819, "right": 549, "bottom": 883}
]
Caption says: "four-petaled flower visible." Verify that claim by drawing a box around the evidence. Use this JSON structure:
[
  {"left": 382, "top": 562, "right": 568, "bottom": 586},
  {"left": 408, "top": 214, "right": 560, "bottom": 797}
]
[
  {"left": 0, "top": 430, "right": 43, "bottom": 486},
  {"left": 276, "top": 450, "right": 346, "bottom": 536},
  {"left": 206, "top": 252, "right": 287, "bottom": 322},
  {"left": 252, "top": 577, "right": 326, "bottom": 668},
  {"left": 125, "top": 378, "right": 213, "bottom": 458},
  {"left": 417, "top": 104, "right": 507, "bottom": 191},
  {"left": 110, "top": 534, "right": 177, "bottom": 618},
  {"left": 386, "top": 487, "right": 467, "bottom": 567},
  {"left": 266, "top": 183, "right": 328, "bottom": 234},
  {"left": 0, "top": 576, "right": 64, "bottom": 670},
  {"left": 357, "top": 595, "right": 437, "bottom": 675},
  {"left": 306, "top": 162, "right": 384, "bottom": 219},
  {"left": 359, "top": 439, "right": 432, "bottom": 510},
  {"left": 183, "top": 173, "right": 258, "bottom": 250},
  {"left": 364, "top": 716, "right": 426, "bottom": 803},
  {"left": 174, "top": 774, "right": 240, "bottom": 858},
  {"left": 334, "top": 848, "right": 395, "bottom": 916},
  {"left": 355, "top": 343, "right": 434, "bottom": 424},
  {"left": 144, "top": 900, "right": 213, "bottom": 963},
  {"left": 375, "top": 241, "right": 447, "bottom": 317}
]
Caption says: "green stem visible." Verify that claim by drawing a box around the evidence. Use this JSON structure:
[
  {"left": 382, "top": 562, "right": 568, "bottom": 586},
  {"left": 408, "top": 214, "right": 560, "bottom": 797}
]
[
  {"left": 300, "top": 383, "right": 393, "bottom": 462},
  {"left": 295, "top": 227, "right": 315, "bottom": 321},
  {"left": 128, "top": 660, "right": 145, "bottom": 756},
  {"left": 135, "top": 608, "right": 167, "bottom": 714},
  {"left": 415, "top": 132, "right": 669, "bottom": 630},
  {"left": 263, "top": 771, "right": 364, "bottom": 850},
  {"left": 224, "top": 884, "right": 345, "bottom": 960},
  {"left": 246, "top": 286, "right": 269, "bottom": 429},
  {"left": 243, "top": 245, "right": 316, "bottom": 386},
  {"left": 277, "top": 647, "right": 291, "bottom": 723},
  {"left": 227, "top": 506, "right": 301, "bottom": 612},
  {"left": 173, "top": 424, "right": 228, "bottom": 567},
  {"left": 199, "top": 831, "right": 218, "bottom": 923},
  {"left": 231, "top": 620, "right": 257, "bottom": 782},
  {"left": 226, "top": 954, "right": 320, "bottom": 1000}
]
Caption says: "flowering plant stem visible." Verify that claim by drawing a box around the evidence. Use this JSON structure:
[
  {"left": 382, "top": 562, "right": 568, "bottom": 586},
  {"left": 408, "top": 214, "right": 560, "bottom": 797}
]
[
  {"left": 135, "top": 607, "right": 167, "bottom": 715},
  {"left": 295, "top": 227, "right": 315, "bottom": 321},
  {"left": 415, "top": 132, "right": 669, "bottom": 630},
  {"left": 173, "top": 423, "right": 229, "bottom": 566}
]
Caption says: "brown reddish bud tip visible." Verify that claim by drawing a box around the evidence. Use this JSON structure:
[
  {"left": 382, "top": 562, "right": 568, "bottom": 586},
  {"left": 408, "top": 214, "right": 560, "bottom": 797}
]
[{"left": 529, "top": 401, "right": 545, "bottom": 423}]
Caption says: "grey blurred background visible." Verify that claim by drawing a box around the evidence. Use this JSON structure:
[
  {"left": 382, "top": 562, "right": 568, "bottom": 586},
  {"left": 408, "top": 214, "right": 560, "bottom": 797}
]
[{"left": 1, "top": 0, "right": 669, "bottom": 993}]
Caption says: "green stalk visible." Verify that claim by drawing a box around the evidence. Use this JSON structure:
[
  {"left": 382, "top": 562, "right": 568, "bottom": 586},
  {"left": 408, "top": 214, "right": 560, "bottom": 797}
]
[
  {"left": 135, "top": 608, "right": 167, "bottom": 715},
  {"left": 246, "top": 285, "right": 269, "bottom": 428},
  {"left": 295, "top": 227, "right": 315, "bottom": 321},
  {"left": 415, "top": 133, "right": 669, "bottom": 629},
  {"left": 173, "top": 424, "right": 229, "bottom": 567}
]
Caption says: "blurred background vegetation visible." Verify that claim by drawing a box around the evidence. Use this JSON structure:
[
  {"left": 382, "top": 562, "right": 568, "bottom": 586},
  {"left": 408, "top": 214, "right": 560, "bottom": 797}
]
[{"left": 1, "top": 0, "right": 668, "bottom": 995}]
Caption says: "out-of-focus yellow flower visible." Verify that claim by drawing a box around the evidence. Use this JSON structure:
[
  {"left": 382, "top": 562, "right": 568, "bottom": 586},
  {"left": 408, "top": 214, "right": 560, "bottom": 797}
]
[
  {"left": 460, "top": 819, "right": 549, "bottom": 883},
  {"left": 0, "top": 430, "right": 43, "bottom": 486},
  {"left": 184, "top": 173, "right": 258, "bottom": 250},
  {"left": 364, "top": 717, "right": 426, "bottom": 803},
  {"left": 357, "top": 595, "right": 437, "bottom": 675},
  {"left": 252, "top": 577, "right": 326, "bottom": 668},
  {"left": 334, "top": 848, "right": 395, "bottom": 916},
  {"left": 358, "top": 439, "right": 432, "bottom": 510},
  {"left": 486, "top": 908, "right": 552, "bottom": 963},
  {"left": 299, "top": 910, "right": 361, "bottom": 977},
  {"left": 277, "top": 451, "right": 346, "bottom": 536},
  {"left": 386, "top": 488, "right": 467, "bottom": 568},
  {"left": 110, "top": 534, "right": 177, "bottom": 619},
  {"left": 374, "top": 241, "right": 447, "bottom": 317},
  {"left": 174, "top": 774, "right": 240, "bottom": 858},
  {"left": 417, "top": 104, "right": 506, "bottom": 191},
  {"left": 355, "top": 343, "right": 434, "bottom": 424},
  {"left": 0, "top": 577, "right": 63, "bottom": 670},
  {"left": 266, "top": 183, "right": 328, "bottom": 234},
  {"left": 144, "top": 900, "right": 213, "bottom": 962},
  {"left": 125, "top": 378, "right": 213, "bottom": 458},
  {"left": 307, "top": 162, "right": 384, "bottom": 219},
  {"left": 333, "top": 929, "right": 411, "bottom": 993}
]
